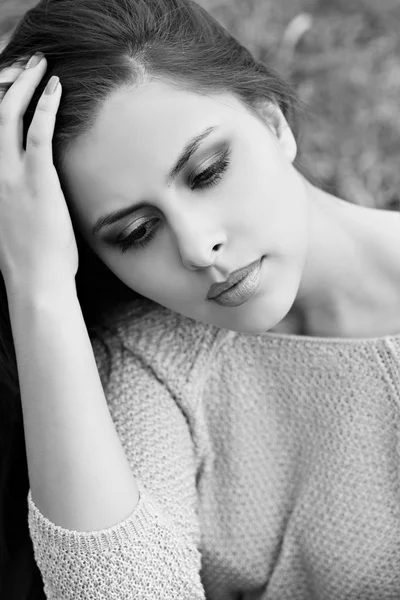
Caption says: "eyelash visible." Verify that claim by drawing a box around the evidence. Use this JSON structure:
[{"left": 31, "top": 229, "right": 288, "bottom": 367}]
[{"left": 115, "top": 149, "right": 231, "bottom": 254}]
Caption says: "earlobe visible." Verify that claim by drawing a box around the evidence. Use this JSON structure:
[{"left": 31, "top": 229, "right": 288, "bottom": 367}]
[
  {"left": 257, "top": 101, "right": 298, "bottom": 163},
  {"left": 278, "top": 119, "right": 297, "bottom": 164}
]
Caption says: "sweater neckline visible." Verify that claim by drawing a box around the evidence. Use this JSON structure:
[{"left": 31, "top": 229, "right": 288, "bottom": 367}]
[{"left": 261, "top": 328, "right": 400, "bottom": 345}]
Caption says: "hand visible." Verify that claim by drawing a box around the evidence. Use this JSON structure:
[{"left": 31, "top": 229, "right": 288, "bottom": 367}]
[{"left": 0, "top": 54, "right": 78, "bottom": 296}]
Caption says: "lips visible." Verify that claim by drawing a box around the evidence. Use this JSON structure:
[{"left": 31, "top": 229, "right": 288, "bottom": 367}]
[{"left": 207, "top": 257, "right": 262, "bottom": 300}]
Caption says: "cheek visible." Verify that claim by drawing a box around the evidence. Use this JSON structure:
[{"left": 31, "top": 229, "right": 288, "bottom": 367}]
[
  {"left": 111, "top": 259, "right": 161, "bottom": 297},
  {"left": 89, "top": 247, "right": 151, "bottom": 296},
  {"left": 100, "top": 251, "right": 190, "bottom": 307},
  {"left": 255, "top": 169, "right": 308, "bottom": 251}
]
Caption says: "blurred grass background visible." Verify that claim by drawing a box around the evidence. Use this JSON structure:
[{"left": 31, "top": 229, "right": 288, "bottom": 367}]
[{"left": 1, "top": 0, "right": 400, "bottom": 211}]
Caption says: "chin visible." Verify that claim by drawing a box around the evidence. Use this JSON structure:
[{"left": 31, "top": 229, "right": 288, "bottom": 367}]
[
  {"left": 228, "top": 321, "right": 278, "bottom": 336},
  {"left": 215, "top": 295, "right": 297, "bottom": 336}
]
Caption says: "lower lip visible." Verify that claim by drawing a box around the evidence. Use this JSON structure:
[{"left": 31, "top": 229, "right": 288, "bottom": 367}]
[{"left": 211, "top": 257, "right": 263, "bottom": 307}]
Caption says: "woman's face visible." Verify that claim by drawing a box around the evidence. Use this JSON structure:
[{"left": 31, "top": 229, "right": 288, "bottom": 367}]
[{"left": 63, "top": 78, "right": 310, "bottom": 334}]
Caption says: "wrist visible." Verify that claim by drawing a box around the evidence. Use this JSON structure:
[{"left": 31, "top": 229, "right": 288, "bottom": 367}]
[{"left": 5, "top": 278, "right": 78, "bottom": 309}]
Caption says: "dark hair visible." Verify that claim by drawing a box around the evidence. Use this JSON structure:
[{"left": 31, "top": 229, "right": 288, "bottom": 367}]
[{"left": 0, "top": 0, "right": 306, "bottom": 596}]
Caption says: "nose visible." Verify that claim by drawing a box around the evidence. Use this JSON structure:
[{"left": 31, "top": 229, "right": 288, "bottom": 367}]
[
  {"left": 182, "top": 242, "right": 224, "bottom": 270},
  {"left": 172, "top": 215, "right": 226, "bottom": 270}
]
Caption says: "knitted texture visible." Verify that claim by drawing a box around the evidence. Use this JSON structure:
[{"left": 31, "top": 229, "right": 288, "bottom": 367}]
[{"left": 26, "top": 298, "right": 400, "bottom": 599}]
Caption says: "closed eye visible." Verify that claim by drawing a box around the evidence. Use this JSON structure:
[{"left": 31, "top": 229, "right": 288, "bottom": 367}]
[{"left": 114, "top": 147, "right": 231, "bottom": 254}]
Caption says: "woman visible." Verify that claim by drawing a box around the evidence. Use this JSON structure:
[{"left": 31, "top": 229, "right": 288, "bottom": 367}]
[{"left": 0, "top": 0, "right": 399, "bottom": 598}]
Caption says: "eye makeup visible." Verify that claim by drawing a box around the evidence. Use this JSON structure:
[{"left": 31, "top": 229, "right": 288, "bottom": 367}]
[{"left": 113, "top": 147, "right": 232, "bottom": 254}]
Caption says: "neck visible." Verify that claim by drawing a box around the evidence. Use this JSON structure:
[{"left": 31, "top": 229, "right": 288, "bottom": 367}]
[{"left": 284, "top": 175, "right": 400, "bottom": 338}]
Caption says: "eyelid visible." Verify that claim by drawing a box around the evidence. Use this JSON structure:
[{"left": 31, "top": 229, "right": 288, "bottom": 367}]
[
  {"left": 107, "top": 144, "right": 230, "bottom": 244},
  {"left": 201, "top": 148, "right": 228, "bottom": 168},
  {"left": 191, "top": 147, "right": 230, "bottom": 179},
  {"left": 116, "top": 215, "right": 148, "bottom": 238}
]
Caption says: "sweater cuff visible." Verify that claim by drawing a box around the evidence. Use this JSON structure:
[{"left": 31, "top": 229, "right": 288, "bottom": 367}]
[{"left": 27, "top": 479, "right": 169, "bottom": 554}]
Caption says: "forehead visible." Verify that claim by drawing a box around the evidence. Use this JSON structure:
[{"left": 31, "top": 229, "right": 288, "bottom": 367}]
[
  {"left": 62, "top": 79, "right": 252, "bottom": 229},
  {"left": 66, "top": 79, "right": 248, "bottom": 171}
]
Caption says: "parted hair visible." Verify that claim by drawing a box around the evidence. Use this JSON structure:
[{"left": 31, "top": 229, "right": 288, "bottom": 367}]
[{"left": 0, "top": 0, "right": 306, "bottom": 597}]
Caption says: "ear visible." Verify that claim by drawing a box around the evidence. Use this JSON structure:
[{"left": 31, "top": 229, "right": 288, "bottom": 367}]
[{"left": 255, "top": 100, "right": 297, "bottom": 164}]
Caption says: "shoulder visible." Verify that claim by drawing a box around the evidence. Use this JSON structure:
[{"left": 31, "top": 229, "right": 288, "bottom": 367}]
[{"left": 89, "top": 296, "right": 231, "bottom": 392}]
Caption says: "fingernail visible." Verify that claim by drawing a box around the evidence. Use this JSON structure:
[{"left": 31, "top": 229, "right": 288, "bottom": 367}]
[
  {"left": 25, "top": 52, "right": 45, "bottom": 69},
  {"left": 45, "top": 75, "right": 59, "bottom": 95}
]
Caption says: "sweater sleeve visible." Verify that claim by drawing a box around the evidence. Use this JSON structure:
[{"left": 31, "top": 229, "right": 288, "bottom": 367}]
[{"left": 26, "top": 326, "right": 206, "bottom": 599}]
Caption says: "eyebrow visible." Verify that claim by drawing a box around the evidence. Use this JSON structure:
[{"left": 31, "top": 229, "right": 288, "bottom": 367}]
[{"left": 91, "top": 125, "right": 218, "bottom": 236}]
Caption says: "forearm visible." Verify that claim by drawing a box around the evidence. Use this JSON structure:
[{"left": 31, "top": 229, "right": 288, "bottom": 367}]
[{"left": 6, "top": 282, "right": 139, "bottom": 531}]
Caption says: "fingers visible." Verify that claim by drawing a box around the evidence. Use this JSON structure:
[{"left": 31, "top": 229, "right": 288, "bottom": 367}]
[
  {"left": 0, "top": 54, "right": 49, "bottom": 161},
  {"left": 0, "top": 61, "right": 28, "bottom": 147},
  {"left": 25, "top": 75, "right": 62, "bottom": 169},
  {"left": 0, "top": 62, "right": 26, "bottom": 101}
]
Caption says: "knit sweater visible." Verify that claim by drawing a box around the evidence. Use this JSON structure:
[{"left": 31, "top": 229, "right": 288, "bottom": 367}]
[{"left": 26, "top": 297, "right": 400, "bottom": 599}]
